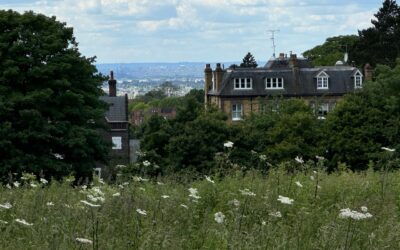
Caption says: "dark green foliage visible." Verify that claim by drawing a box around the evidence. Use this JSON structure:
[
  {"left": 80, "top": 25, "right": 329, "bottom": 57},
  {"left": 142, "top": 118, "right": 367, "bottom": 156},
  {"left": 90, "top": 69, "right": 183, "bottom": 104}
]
[
  {"left": 0, "top": 10, "right": 108, "bottom": 182},
  {"left": 323, "top": 59, "right": 400, "bottom": 170},
  {"left": 303, "top": 35, "right": 359, "bottom": 66},
  {"left": 230, "top": 99, "right": 322, "bottom": 167},
  {"left": 354, "top": 0, "right": 400, "bottom": 67},
  {"left": 240, "top": 52, "right": 258, "bottom": 68}
]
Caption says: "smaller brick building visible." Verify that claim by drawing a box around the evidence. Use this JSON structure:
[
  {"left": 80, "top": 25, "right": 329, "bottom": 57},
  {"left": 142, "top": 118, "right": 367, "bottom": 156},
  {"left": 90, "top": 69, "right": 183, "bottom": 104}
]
[
  {"left": 130, "top": 107, "right": 177, "bottom": 126},
  {"left": 99, "top": 71, "right": 130, "bottom": 167}
]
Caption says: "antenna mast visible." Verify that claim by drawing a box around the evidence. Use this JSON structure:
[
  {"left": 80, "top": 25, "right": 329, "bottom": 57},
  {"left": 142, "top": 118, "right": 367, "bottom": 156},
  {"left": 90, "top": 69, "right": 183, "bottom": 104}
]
[{"left": 268, "top": 29, "right": 280, "bottom": 58}]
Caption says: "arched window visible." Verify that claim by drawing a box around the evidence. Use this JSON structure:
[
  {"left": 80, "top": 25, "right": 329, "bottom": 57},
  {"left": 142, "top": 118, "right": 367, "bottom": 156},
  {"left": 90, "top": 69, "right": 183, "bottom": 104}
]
[
  {"left": 354, "top": 71, "right": 363, "bottom": 89},
  {"left": 316, "top": 71, "right": 329, "bottom": 89}
]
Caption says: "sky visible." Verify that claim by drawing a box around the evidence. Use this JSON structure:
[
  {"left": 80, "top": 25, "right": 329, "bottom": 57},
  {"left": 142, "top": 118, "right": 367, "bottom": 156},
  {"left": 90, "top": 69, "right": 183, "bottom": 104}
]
[{"left": 0, "top": 0, "right": 383, "bottom": 63}]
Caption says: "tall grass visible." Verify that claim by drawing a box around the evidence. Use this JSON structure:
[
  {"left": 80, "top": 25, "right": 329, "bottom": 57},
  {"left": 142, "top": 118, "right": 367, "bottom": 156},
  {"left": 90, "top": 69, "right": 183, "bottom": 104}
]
[{"left": 1, "top": 167, "right": 400, "bottom": 249}]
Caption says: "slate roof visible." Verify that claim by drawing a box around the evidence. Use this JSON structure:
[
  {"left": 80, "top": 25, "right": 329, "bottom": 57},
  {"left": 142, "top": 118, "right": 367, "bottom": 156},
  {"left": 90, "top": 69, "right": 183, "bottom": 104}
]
[
  {"left": 100, "top": 96, "right": 128, "bottom": 122},
  {"left": 209, "top": 58, "right": 361, "bottom": 98}
]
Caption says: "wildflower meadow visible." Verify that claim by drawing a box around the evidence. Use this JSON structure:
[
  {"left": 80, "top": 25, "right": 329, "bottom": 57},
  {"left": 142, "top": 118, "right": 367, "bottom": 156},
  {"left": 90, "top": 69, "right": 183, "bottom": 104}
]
[{"left": 1, "top": 166, "right": 400, "bottom": 249}]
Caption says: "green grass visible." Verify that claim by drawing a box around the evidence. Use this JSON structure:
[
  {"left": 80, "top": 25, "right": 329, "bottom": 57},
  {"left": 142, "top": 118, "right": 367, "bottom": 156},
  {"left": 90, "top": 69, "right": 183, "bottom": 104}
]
[{"left": 1, "top": 168, "right": 400, "bottom": 249}]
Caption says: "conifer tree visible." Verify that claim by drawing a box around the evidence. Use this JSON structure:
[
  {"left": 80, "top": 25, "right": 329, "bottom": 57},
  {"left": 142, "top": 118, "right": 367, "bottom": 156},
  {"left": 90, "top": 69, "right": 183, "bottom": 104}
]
[{"left": 240, "top": 52, "right": 258, "bottom": 68}]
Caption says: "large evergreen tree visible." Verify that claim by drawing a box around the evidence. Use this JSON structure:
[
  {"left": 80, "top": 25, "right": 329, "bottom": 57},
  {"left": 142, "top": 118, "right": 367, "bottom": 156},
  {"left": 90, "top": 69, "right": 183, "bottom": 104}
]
[
  {"left": 354, "top": 0, "right": 400, "bottom": 67},
  {"left": 240, "top": 52, "right": 258, "bottom": 68},
  {"left": 0, "top": 10, "right": 109, "bottom": 182}
]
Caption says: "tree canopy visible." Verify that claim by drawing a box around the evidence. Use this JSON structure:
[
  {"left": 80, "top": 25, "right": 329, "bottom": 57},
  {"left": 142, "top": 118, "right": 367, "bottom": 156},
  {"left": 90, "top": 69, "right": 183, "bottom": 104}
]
[
  {"left": 303, "top": 35, "right": 359, "bottom": 66},
  {"left": 0, "top": 10, "right": 108, "bottom": 182}
]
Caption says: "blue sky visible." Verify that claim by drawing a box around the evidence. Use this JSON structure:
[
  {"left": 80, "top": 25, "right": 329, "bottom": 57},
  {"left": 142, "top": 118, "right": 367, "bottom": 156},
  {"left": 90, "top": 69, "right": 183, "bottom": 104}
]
[{"left": 0, "top": 0, "right": 382, "bottom": 63}]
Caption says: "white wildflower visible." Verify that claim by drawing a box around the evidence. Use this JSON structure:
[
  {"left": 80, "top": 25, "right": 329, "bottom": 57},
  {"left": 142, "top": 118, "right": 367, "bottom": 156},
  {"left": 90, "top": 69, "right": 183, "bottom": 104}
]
[
  {"left": 6, "top": 184, "right": 11, "bottom": 189},
  {"left": 259, "top": 154, "right": 267, "bottom": 161},
  {"left": 223, "top": 141, "right": 234, "bottom": 148},
  {"left": 339, "top": 208, "right": 373, "bottom": 220},
  {"left": 205, "top": 176, "right": 215, "bottom": 184},
  {"left": 118, "top": 185, "right": 124, "bottom": 189},
  {"left": 13, "top": 181, "right": 20, "bottom": 188},
  {"left": 46, "top": 202, "right": 54, "bottom": 206},
  {"left": 157, "top": 181, "right": 165, "bottom": 185},
  {"left": 0, "top": 202, "right": 12, "bottom": 209},
  {"left": 180, "top": 204, "right": 188, "bottom": 209},
  {"left": 112, "top": 192, "right": 121, "bottom": 197},
  {"left": 295, "top": 156, "right": 304, "bottom": 164},
  {"left": 310, "top": 175, "right": 315, "bottom": 181},
  {"left": 161, "top": 195, "right": 170, "bottom": 199},
  {"left": 116, "top": 164, "right": 126, "bottom": 169},
  {"left": 214, "top": 212, "right": 225, "bottom": 224},
  {"left": 315, "top": 155, "right": 325, "bottom": 161},
  {"left": 53, "top": 153, "right": 64, "bottom": 160},
  {"left": 143, "top": 160, "right": 151, "bottom": 167},
  {"left": 381, "top": 147, "right": 395, "bottom": 152},
  {"left": 15, "top": 219, "right": 33, "bottom": 226},
  {"left": 230, "top": 199, "right": 240, "bottom": 207},
  {"left": 269, "top": 211, "right": 282, "bottom": 218},
  {"left": 76, "top": 238, "right": 93, "bottom": 244},
  {"left": 92, "top": 187, "right": 104, "bottom": 196},
  {"left": 361, "top": 206, "right": 368, "bottom": 212},
  {"left": 188, "top": 188, "right": 201, "bottom": 199},
  {"left": 295, "top": 181, "right": 303, "bottom": 188},
  {"left": 0, "top": 220, "right": 8, "bottom": 224},
  {"left": 313, "top": 170, "right": 317, "bottom": 174},
  {"left": 239, "top": 188, "right": 256, "bottom": 196},
  {"left": 139, "top": 187, "right": 145, "bottom": 191},
  {"left": 80, "top": 200, "right": 101, "bottom": 208},
  {"left": 98, "top": 179, "right": 105, "bottom": 185},
  {"left": 40, "top": 178, "right": 48, "bottom": 184},
  {"left": 136, "top": 209, "right": 147, "bottom": 216},
  {"left": 277, "top": 195, "right": 294, "bottom": 205},
  {"left": 30, "top": 183, "right": 37, "bottom": 188},
  {"left": 81, "top": 185, "right": 87, "bottom": 190}
]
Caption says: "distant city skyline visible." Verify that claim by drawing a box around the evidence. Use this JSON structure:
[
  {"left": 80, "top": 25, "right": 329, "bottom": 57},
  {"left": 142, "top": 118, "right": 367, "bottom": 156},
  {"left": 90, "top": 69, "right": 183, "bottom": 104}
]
[{"left": 1, "top": 0, "right": 382, "bottom": 63}]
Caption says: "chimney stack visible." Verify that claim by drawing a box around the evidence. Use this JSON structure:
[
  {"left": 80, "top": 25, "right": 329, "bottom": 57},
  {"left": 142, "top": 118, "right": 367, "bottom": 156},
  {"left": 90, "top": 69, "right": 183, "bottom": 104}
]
[
  {"left": 204, "top": 64, "right": 212, "bottom": 105},
  {"left": 289, "top": 54, "right": 300, "bottom": 94},
  {"left": 364, "top": 63, "right": 373, "bottom": 81},
  {"left": 108, "top": 71, "right": 117, "bottom": 97},
  {"left": 215, "top": 63, "right": 224, "bottom": 91},
  {"left": 279, "top": 53, "right": 285, "bottom": 60}
]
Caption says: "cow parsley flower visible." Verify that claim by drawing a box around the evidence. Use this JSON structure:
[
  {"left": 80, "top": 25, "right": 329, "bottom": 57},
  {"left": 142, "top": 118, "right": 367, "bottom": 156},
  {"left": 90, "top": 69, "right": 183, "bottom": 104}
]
[
  {"left": 259, "top": 154, "right": 267, "bottom": 161},
  {"left": 339, "top": 208, "right": 373, "bottom": 220},
  {"left": 6, "top": 184, "right": 11, "bottom": 189},
  {"left": 269, "top": 211, "right": 282, "bottom": 218},
  {"left": 277, "top": 195, "right": 294, "bottom": 205},
  {"left": 157, "top": 181, "right": 165, "bottom": 185},
  {"left": 136, "top": 209, "right": 147, "bottom": 216},
  {"left": 112, "top": 192, "right": 121, "bottom": 197},
  {"left": 188, "top": 188, "right": 201, "bottom": 199},
  {"left": 40, "top": 178, "right": 48, "bottom": 184},
  {"left": 223, "top": 141, "right": 234, "bottom": 148},
  {"left": 230, "top": 199, "right": 240, "bottom": 207},
  {"left": 239, "top": 188, "right": 256, "bottom": 196},
  {"left": 161, "top": 195, "right": 170, "bottom": 199},
  {"left": 0, "top": 220, "right": 8, "bottom": 224},
  {"left": 361, "top": 206, "right": 368, "bottom": 212},
  {"left": 80, "top": 200, "right": 101, "bottom": 208},
  {"left": 76, "top": 238, "right": 93, "bottom": 244},
  {"left": 295, "top": 181, "right": 303, "bottom": 188},
  {"left": 214, "top": 212, "right": 225, "bottom": 224},
  {"left": 180, "top": 204, "right": 188, "bottom": 209},
  {"left": 295, "top": 156, "right": 304, "bottom": 164},
  {"left": 13, "top": 181, "right": 20, "bottom": 188},
  {"left": 143, "top": 160, "right": 151, "bottom": 167},
  {"left": 205, "top": 176, "right": 215, "bottom": 184},
  {"left": 315, "top": 155, "right": 325, "bottom": 161},
  {"left": 46, "top": 202, "right": 54, "bottom": 206},
  {"left": 381, "top": 147, "right": 395, "bottom": 152},
  {"left": 15, "top": 219, "right": 33, "bottom": 226},
  {"left": 30, "top": 183, "right": 37, "bottom": 188},
  {"left": 0, "top": 202, "right": 12, "bottom": 209},
  {"left": 310, "top": 175, "right": 315, "bottom": 181}
]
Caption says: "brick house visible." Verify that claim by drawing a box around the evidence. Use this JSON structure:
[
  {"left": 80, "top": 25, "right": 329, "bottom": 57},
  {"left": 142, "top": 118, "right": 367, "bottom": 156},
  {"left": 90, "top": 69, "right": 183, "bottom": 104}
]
[
  {"left": 99, "top": 71, "right": 130, "bottom": 169},
  {"left": 130, "top": 107, "right": 177, "bottom": 126},
  {"left": 205, "top": 53, "right": 373, "bottom": 121}
]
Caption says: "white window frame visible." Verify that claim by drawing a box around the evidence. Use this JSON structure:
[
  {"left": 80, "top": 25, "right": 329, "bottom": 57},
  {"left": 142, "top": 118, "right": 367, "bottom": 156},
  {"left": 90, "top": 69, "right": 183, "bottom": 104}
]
[
  {"left": 317, "top": 103, "right": 329, "bottom": 119},
  {"left": 265, "top": 78, "right": 284, "bottom": 89},
  {"left": 234, "top": 78, "right": 252, "bottom": 90},
  {"left": 354, "top": 71, "right": 363, "bottom": 89},
  {"left": 94, "top": 168, "right": 102, "bottom": 178},
  {"left": 112, "top": 136, "right": 122, "bottom": 150},
  {"left": 232, "top": 104, "right": 243, "bottom": 121},
  {"left": 316, "top": 71, "right": 329, "bottom": 89}
]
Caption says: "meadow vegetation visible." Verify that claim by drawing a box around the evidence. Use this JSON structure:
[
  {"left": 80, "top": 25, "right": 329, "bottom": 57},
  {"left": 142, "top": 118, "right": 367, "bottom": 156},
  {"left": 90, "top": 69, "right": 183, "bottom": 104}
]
[{"left": 1, "top": 160, "right": 400, "bottom": 249}]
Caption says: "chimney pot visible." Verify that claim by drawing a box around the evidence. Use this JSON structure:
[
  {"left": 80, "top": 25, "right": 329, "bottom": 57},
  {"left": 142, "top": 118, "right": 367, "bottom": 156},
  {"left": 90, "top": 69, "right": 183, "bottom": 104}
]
[
  {"left": 279, "top": 53, "right": 284, "bottom": 59},
  {"left": 108, "top": 71, "right": 117, "bottom": 97}
]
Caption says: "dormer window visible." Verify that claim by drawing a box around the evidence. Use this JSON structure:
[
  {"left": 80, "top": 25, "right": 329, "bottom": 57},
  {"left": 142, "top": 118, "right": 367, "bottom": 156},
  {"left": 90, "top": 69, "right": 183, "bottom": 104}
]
[
  {"left": 266, "top": 78, "right": 284, "bottom": 89},
  {"left": 234, "top": 78, "right": 252, "bottom": 89},
  {"left": 354, "top": 71, "right": 363, "bottom": 89},
  {"left": 316, "top": 71, "right": 329, "bottom": 89}
]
